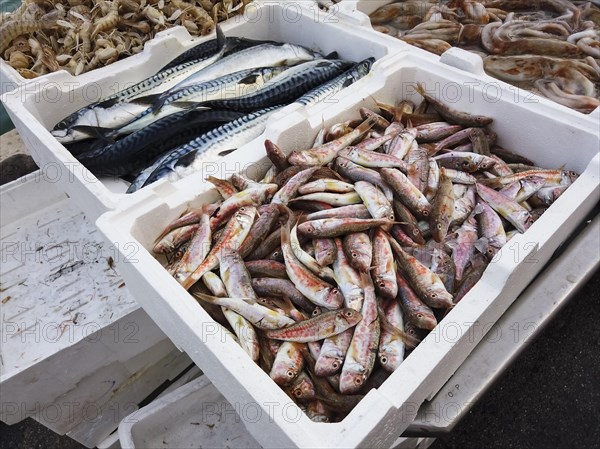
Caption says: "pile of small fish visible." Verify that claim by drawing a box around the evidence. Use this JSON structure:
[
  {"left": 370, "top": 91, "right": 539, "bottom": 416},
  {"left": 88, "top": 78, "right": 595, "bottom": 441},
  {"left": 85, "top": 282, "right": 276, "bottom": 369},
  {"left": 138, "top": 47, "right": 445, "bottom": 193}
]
[
  {"left": 0, "top": 0, "right": 252, "bottom": 78},
  {"left": 369, "top": 0, "right": 600, "bottom": 113},
  {"left": 152, "top": 85, "right": 578, "bottom": 422},
  {"left": 48, "top": 28, "right": 373, "bottom": 193}
]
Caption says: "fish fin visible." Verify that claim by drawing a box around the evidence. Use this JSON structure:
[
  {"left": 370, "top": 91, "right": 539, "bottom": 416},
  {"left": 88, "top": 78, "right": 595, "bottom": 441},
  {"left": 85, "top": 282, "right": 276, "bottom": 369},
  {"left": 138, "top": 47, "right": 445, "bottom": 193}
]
[
  {"left": 192, "top": 290, "right": 221, "bottom": 304},
  {"left": 174, "top": 151, "right": 197, "bottom": 168},
  {"left": 473, "top": 237, "right": 489, "bottom": 254},
  {"left": 215, "top": 23, "right": 226, "bottom": 52},
  {"left": 217, "top": 149, "right": 236, "bottom": 157},
  {"left": 130, "top": 94, "right": 161, "bottom": 105},
  {"left": 238, "top": 73, "right": 261, "bottom": 85},
  {"left": 168, "top": 101, "right": 205, "bottom": 109},
  {"left": 69, "top": 125, "right": 116, "bottom": 142},
  {"left": 96, "top": 97, "right": 119, "bottom": 108},
  {"left": 324, "top": 51, "right": 339, "bottom": 59}
]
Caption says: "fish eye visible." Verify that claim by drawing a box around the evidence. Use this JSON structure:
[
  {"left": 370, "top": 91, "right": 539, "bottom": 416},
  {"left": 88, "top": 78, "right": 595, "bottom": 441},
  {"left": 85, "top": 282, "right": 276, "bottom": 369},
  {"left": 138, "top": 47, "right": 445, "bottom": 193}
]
[
  {"left": 344, "top": 310, "right": 353, "bottom": 317},
  {"left": 312, "top": 309, "right": 320, "bottom": 316},
  {"left": 332, "top": 361, "right": 340, "bottom": 369},
  {"left": 379, "top": 281, "right": 385, "bottom": 287},
  {"left": 287, "top": 370, "right": 295, "bottom": 378},
  {"left": 422, "top": 210, "right": 429, "bottom": 217},
  {"left": 417, "top": 313, "right": 423, "bottom": 318},
  {"left": 389, "top": 214, "right": 395, "bottom": 220},
  {"left": 354, "top": 377, "right": 363, "bottom": 385},
  {"left": 462, "top": 161, "right": 469, "bottom": 167},
  {"left": 408, "top": 329, "right": 415, "bottom": 335},
  {"left": 352, "top": 252, "right": 358, "bottom": 258},
  {"left": 294, "top": 389, "right": 302, "bottom": 397},
  {"left": 431, "top": 293, "right": 437, "bottom": 298},
  {"left": 272, "top": 251, "right": 280, "bottom": 257},
  {"left": 332, "top": 288, "right": 339, "bottom": 294},
  {"left": 380, "top": 356, "right": 388, "bottom": 364},
  {"left": 436, "top": 223, "right": 442, "bottom": 230},
  {"left": 240, "top": 207, "right": 246, "bottom": 211},
  {"left": 175, "top": 250, "right": 184, "bottom": 258}
]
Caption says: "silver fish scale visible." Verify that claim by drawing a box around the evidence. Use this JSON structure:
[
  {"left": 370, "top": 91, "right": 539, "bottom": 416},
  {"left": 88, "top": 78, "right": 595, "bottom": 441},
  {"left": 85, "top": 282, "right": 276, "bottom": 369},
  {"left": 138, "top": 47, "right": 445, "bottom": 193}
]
[
  {"left": 296, "top": 58, "right": 374, "bottom": 106},
  {"left": 129, "top": 106, "right": 281, "bottom": 192}
]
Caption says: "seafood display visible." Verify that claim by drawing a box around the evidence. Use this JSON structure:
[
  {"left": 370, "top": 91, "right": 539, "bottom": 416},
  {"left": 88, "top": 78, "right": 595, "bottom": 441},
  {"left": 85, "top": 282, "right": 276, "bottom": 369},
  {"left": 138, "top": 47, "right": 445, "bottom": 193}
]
[
  {"left": 48, "top": 29, "right": 374, "bottom": 192},
  {"left": 368, "top": 0, "right": 600, "bottom": 113},
  {"left": 151, "top": 87, "right": 578, "bottom": 422},
  {"left": 0, "top": 0, "right": 253, "bottom": 77}
]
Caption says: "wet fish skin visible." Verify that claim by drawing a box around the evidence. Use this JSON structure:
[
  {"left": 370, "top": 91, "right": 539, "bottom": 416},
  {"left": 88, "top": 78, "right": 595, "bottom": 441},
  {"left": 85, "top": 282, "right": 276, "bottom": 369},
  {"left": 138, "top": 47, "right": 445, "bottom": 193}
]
[
  {"left": 415, "top": 83, "right": 493, "bottom": 127},
  {"left": 393, "top": 200, "right": 426, "bottom": 245},
  {"left": 315, "top": 329, "right": 353, "bottom": 377},
  {"left": 334, "top": 157, "right": 394, "bottom": 200},
  {"left": 193, "top": 291, "right": 295, "bottom": 330},
  {"left": 296, "top": 57, "right": 374, "bottom": 107},
  {"left": 332, "top": 238, "right": 364, "bottom": 312},
  {"left": 264, "top": 308, "right": 362, "bottom": 342},
  {"left": 298, "top": 217, "right": 393, "bottom": 238},
  {"left": 306, "top": 204, "right": 371, "bottom": 221},
  {"left": 353, "top": 181, "right": 395, "bottom": 223},
  {"left": 181, "top": 206, "right": 256, "bottom": 290},
  {"left": 245, "top": 260, "right": 288, "bottom": 279},
  {"left": 271, "top": 342, "right": 305, "bottom": 386},
  {"left": 314, "top": 238, "right": 337, "bottom": 266},
  {"left": 476, "top": 201, "right": 507, "bottom": 259},
  {"left": 339, "top": 273, "right": 380, "bottom": 394},
  {"left": 396, "top": 271, "right": 437, "bottom": 331},
  {"left": 272, "top": 167, "right": 319, "bottom": 205},
  {"left": 172, "top": 213, "right": 212, "bottom": 283},
  {"left": 337, "top": 146, "right": 409, "bottom": 170},
  {"left": 380, "top": 168, "right": 433, "bottom": 218},
  {"left": 430, "top": 168, "right": 455, "bottom": 243},
  {"left": 238, "top": 204, "right": 280, "bottom": 258},
  {"left": 434, "top": 151, "right": 497, "bottom": 173},
  {"left": 281, "top": 217, "right": 344, "bottom": 310},
  {"left": 387, "top": 234, "right": 454, "bottom": 308},
  {"left": 378, "top": 298, "right": 405, "bottom": 373},
  {"left": 476, "top": 183, "right": 533, "bottom": 233},
  {"left": 298, "top": 179, "right": 355, "bottom": 195},
  {"left": 343, "top": 232, "right": 373, "bottom": 273},
  {"left": 287, "top": 117, "right": 377, "bottom": 166},
  {"left": 250, "top": 278, "right": 315, "bottom": 314},
  {"left": 372, "top": 227, "right": 398, "bottom": 301}
]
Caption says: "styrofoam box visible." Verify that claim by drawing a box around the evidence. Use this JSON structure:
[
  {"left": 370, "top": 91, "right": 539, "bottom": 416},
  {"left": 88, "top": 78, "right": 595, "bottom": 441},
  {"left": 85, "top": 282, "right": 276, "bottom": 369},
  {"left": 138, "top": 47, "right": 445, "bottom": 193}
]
[
  {"left": 0, "top": 171, "right": 192, "bottom": 447},
  {"left": 118, "top": 374, "right": 434, "bottom": 449},
  {"left": 118, "top": 376, "right": 261, "bottom": 449},
  {"left": 96, "top": 51, "right": 599, "bottom": 448},
  {"left": 334, "top": 0, "right": 600, "bottom": 122},
  {"left": 1, "top": 0, "right": 396, "bottom": 220},
  {"left": 0, "top": 0, "right": 260, "bottom": 91}
]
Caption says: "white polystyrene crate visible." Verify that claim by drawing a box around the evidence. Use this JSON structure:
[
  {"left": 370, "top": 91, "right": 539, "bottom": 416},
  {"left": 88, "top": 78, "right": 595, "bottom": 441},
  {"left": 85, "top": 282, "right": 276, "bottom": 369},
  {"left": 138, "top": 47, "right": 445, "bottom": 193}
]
[
  {"left": 0, "top": 1, "right": 397, "bottom": 221},
  {"left": 0, "top": 171, "right": 192, "bottom": 446},
  {"left": 0, "top": 2, "right": 254, "bottom": 90},
  {"left": 95, "top": 52, "right": 599, "bottom": 448},
  {"left": 118, "top": 376, "right": 261, "bottom": 449},
  {"left": 334, "top": 0, "right": 600, "bottom": 122}
]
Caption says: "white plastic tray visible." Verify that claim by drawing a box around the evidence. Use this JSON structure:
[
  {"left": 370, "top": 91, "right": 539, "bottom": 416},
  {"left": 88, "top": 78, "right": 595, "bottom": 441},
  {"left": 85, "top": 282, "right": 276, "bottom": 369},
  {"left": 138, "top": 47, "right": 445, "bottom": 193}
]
[
  {"left": 95, "top": 52, "right": 600, "bottom": 448},
  {"left": 1, "top": 1, "right": 395, "bottom": 220},
  {"left": 334, "top": 0, "right": 600, "bottom": 122},
  {"left": 0, "top": 171, "right": 190, "bottom": 447}
]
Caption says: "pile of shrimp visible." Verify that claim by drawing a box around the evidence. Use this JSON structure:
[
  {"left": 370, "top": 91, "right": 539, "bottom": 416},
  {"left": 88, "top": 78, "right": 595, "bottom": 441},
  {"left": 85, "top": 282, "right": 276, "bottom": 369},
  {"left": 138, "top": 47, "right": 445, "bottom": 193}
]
[
  {"left": 369, "top": 0, "right": 600, "bottom": 114},
  {"left": 0, "top": 0, "right": 252, "bottom": 78}
]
